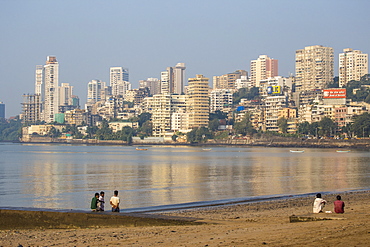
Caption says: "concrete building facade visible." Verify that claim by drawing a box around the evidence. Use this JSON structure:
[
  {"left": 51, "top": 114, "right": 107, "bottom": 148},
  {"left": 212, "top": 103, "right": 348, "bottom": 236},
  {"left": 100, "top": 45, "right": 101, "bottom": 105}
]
[
  {"left": 250, "top": 55, "right": 278, "bottom": 87},
  {"left": 339, "top": 48, "right": 368, "bottom": 87},
  {"left": 43, "top": 56, "right": 59, "bottom": 123},
  {"left": 295, "top": 45, "right": 334, "bottom": 92},
  {"left": 187, "top": 74, "right": 210, "bottom": 129}
]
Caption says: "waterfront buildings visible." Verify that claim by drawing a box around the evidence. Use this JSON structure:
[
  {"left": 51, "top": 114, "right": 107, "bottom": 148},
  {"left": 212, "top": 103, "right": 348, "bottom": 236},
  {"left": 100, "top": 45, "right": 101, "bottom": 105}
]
[
  {"left": 250, "top": 55, "right": 278, "bottom": 87},
  {"left": 295, "top": 45, "right": 334, "bottom": 92},
  {"left": 339, "top": 48, "right": 368, "bottom": 87}
]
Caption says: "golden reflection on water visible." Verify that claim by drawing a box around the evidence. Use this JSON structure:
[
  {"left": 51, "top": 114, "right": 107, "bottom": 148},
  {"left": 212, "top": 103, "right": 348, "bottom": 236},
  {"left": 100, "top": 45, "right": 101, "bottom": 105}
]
[{"left": 3, "top": 145, "right": 369, "bottom": 210}]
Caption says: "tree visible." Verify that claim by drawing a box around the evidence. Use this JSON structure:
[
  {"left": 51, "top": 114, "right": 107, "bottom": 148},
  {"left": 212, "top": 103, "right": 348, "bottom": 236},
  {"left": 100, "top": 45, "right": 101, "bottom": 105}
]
[
  {"left": 0, "top": 116, "right": 22, "bottom": 141},
  {"left": 208, "top": 119, "right": 219, "bottom": 131},
  {"left": 351, "top": 112, "right": 370, "bottom": 137},
  {"left": 297, "top": 121, "right": 310, "bottom": 135},
  {"left": 318, "top": 117, "right": 336, "bottom": 137},
  {"left": 233, "top": 113, "right": 256, "bottom": 136},
  {"left": 277, "top": 117, "right": 288, "bottom": 133},
  {"left": 138, "top": 113, "right": 152, "bottom": 127},
  {"left": 233, "top": 87, "right": 260, "bottom": 104}
]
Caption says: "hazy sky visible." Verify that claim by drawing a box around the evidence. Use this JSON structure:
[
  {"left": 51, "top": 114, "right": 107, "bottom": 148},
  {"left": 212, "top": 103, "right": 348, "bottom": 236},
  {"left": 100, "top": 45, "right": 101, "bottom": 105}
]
[{"left": 1, "top": 0, "right": 369, "bottom": 117}]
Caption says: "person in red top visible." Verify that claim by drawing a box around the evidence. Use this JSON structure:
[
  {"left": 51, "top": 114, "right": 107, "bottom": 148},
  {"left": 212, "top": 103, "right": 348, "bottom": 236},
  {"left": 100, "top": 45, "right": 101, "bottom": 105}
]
[{"left": 334, "top": 195, "right": 345, "bottom": 213}]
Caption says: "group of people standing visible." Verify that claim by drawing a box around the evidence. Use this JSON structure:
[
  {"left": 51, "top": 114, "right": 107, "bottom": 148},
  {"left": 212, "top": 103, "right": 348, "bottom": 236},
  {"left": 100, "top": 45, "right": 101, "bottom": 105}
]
[
  {"left": 313, "top": 193, "right": 345, "bottom": 214},
  {"left": 91, "top": 190, "right": 120, "bottom": 212}
]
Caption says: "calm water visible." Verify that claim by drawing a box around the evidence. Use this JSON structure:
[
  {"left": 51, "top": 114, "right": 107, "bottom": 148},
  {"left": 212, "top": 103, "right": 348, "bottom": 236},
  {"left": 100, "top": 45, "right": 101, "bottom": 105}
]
[{"left": 0, "top": 143, "right": 369, "bottom": 212}]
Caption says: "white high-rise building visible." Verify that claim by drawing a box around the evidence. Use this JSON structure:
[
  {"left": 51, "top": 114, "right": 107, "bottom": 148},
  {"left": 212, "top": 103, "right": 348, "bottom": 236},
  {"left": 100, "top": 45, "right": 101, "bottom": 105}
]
[
  {"left": 110, "top": 67, "right": 131, "bottom": 97},
  {"left": 250, "top": 55, "right": 278, "bottom": 87},
  {"left": 59, "top": 83, "right": 73, "bottom": 106},
  {"left": 43, "top": 56, "right": 59, "bottom": 123},
  {"left": 87, "top": 80, "right": 108, "bottom": 105},
  {"left": 160, "top": 63, "right": 186, "bottom": 94},
  {"left": 295, "top": 45, "right": 334, "bottom": 91},
  {"left": 173, "top": 63, "right": 186, "bottom": 94},
  {"left": 35, "top": 65, "right": 44, "bottom": 97},
  {"left": 339, "top": 48, "right": 368, "bottom": 87}
]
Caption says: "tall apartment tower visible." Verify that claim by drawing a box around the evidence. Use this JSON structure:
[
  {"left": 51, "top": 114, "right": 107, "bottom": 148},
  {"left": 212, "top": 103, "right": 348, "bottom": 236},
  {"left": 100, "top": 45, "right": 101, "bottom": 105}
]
[
  {"left": 295, "top": 45, "right": 334, "bottom": 92},
  {"left": 59, "top": 83, "right": 73, "bottom": 106},
  {"left": 187, "top": 74, "right": 210, "bottom": 129},
  {"left": 160, "top": 63, "right": 186, "bottom": 94},
  {"left": 43, "top": 56, "right": 59, "bottom": 123},
  {"left": 339, "top": 48, "right": 368, "bottom": 87},
  {"left": 110, "top": 67, "right": 131, "bottom": 97},
  {"left": 0, "top": 101, "right": 5, "bottom": 118},
  {"left": 250, "top": 55, "right": 278, "bottom": 87},
  {"left": 173, "top": 63, "right": 186, "bottom": 94},
  {"left": 87, "top": 80, "right": 107, "bottom": 105},
  {"left": 35, "top": 65, "right": 44, "bottom": 98}
]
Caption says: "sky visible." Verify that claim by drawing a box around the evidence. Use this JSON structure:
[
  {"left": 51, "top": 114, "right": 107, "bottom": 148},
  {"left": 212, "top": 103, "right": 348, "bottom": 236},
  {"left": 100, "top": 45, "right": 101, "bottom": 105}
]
[{"left": 1, "top": 0, "right": 370, "bottom": 118}]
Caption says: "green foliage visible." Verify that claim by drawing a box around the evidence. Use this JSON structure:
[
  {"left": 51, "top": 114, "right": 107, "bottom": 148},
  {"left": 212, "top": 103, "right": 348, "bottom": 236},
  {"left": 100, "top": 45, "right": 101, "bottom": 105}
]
[
  {"left": 214, "top": 131, "right": 229, "bottom": 139},
  {"left": 233, "top": 87, "right": 259, "bottom": 105},
  {"left": 233, "top": 113, "right": 256, "bottom": 136},
  {"left": 0, "top": 117, "right": 22, "bottom": 141},
  {"left": 351, "top": 112, "right": 370, "bottom": 137},
  {"left": 277, "top": 117, "right": 288, "bottom": 133},
  {"left": 344, "top": 75, "right": 370, "bottom": 102},
  {"left": 209, "top": 110, "right": 228, "bottom": 121},
  {"left": 208, "top": 119, "right": 219, "bottom": 131},
  {"left": 138, "top": 113, "right": 151, "bottom": 127},
  {"left": 186, "top": 127, "right": 213, "bottom": 143}
]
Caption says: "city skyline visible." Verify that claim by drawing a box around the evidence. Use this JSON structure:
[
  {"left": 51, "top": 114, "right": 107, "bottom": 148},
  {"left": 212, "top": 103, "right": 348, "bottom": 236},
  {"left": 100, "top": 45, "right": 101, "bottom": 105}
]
[{"left": 1, "top": 0, "right": 370, "bottom": 117}]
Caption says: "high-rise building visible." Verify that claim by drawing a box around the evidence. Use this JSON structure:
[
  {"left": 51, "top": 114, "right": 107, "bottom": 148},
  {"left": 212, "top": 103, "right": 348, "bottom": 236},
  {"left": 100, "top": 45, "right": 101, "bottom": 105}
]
[
  {"left": 210, "top": 89, "right": 233, "bottom": 113},
  {"left": 250, "top": 55, "right": 278, "bottom": 87},
  {"left": 160, "top": 63, "right": 186, "bottom": 94},
  {"left": 43, "top": 56, "right": 59, "bottom": 123},
  {"left": 21, "top": 94, "right": 42, "bottom": 123},
  {"left": 110, "top": 67, "right": 131, "bottom": 97},
  {"left": 0, "top": 101, "right": 5, "bottom": 118},
  {"left": 173, "top": 63, "right": 186, "bottom": 94},
  {"left": 339, "top": 48, "right": 368, "bottom": 87},
  {"left": 35, "top": 65, "right": 44, "bottom": 98},
  {"left": 139, "top": 78, "right": 161, "bottom": 95},
  {"left": 59, "top": 83, "right": 73, "bottom": 106},
  {"left": 87, "top": 80, "right": 107, "bottom": 105},
  {"left": 213, "top": 70, "right": 248, "bottom": 89},
  {"left": 187, "top": 74, "right": 210, "bottom": 129},
  {"left": 295, "top": 45, "right": 334, "bottom": 92}
]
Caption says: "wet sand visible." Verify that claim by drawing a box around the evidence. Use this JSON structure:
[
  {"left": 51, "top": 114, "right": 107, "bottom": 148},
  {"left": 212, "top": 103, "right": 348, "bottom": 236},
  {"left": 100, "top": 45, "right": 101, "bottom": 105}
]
[{"left": 1, "top": 190, "right": 369, "bottom": 246}]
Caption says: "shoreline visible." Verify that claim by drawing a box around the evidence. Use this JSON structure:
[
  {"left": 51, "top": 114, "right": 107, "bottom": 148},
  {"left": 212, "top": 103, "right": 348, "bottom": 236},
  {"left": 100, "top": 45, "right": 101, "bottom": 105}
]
[{"left": 1, "top": 190, "right": 369, "bottom": 246}]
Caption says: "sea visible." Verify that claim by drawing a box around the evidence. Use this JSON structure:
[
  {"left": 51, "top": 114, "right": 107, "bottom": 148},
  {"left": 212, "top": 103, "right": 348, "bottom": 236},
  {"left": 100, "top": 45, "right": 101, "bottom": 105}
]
[{"left": 0, "top": 142, "right": 369, "bottom": 212}]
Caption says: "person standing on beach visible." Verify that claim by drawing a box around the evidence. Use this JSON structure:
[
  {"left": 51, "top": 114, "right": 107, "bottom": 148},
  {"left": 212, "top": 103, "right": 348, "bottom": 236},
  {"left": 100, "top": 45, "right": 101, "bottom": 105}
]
[
  {"left": 334, "top": 195, "right": 345, "bottom": 213},
  {"left": 98, "top": 191, "right": 105, "bottom": 211},
  {"left": 91, "top": 192, "right": 99, "bottom": 211},
  {"left": 110, "top": 190, "right": 120, "bottom": 212},
  {"left": 313, "top": 193, "right": 327, "bottom": 213}
]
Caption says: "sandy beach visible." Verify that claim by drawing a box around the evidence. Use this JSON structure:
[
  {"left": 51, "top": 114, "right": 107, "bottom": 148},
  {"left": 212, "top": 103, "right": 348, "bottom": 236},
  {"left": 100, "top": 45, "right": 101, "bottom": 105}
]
[{"left": 1, "top": 190, "right": 369, "bottom": 247}]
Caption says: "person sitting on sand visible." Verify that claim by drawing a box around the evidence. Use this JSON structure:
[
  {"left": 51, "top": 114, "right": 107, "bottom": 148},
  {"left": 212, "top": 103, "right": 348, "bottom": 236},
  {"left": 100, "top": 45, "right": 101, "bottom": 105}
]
[
  {"left": 98, "top": 191, "right": 105, "bottom": 211},
  {"left": 91, "top": 192, "right": 99, "bottom": 211},
  {"left": 313, "top": 193, "right": 327, "bottom": 213},
  {"left": 110, "top": 190, "right": 120, "bottom": 212},
  {"left": 334, "top": 195, "right": 345, "bottom": 213}
]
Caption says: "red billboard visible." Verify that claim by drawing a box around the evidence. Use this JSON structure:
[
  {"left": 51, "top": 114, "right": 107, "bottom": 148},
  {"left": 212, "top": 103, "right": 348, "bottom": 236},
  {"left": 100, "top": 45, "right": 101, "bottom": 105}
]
[{"left": 323, "top": 89, "right": 346, "bottom": 99}]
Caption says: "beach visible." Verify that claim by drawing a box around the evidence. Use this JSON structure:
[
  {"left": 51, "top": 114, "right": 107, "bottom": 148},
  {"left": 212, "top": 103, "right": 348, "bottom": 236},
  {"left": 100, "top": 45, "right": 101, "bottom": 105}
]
[{"left": 0, "top": 190, "right": 369, "bottom": 246}]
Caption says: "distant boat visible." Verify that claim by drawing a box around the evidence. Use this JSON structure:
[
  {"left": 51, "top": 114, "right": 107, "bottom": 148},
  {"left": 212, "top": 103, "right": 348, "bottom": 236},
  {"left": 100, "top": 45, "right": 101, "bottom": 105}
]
[
  {"left": 336, "top": 150, "right": 351, "bottom": 153},
  {"left": 136, "top": 147, "right": 148, "bottom": 151},
  {"left": 290, "top": 150, "right": 304, "bottom": 153},
  {"left": 202, "top": 148, "right": 212, "bottom": 151}
]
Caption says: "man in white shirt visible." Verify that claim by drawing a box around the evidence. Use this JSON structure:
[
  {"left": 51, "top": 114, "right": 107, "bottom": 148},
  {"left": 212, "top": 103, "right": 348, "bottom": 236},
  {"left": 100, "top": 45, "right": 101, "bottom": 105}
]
[
  {"left": 313, "top": 193, "right": 327, "bottom": 213},
  {"left": 110, "top": 190, "right": 120, "bottom": 212}
]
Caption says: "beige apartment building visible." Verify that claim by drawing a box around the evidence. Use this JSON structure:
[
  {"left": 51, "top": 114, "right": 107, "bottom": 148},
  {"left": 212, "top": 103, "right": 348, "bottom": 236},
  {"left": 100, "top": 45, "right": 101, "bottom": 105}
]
[
  {"left": 250, "top": 55, "right": 278, "bottom": 87},
  {"left": 295, "top": 45, "right": 334, "bottom": 92},
  {"left": 213, "top": 70, "right": 247, "bottom": 89},
  {"left": 187, "top": 74, "right": 210, "bottom": 129},
  {"left": 339, "top": 48, "right": 368, "bottom": 87}
]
